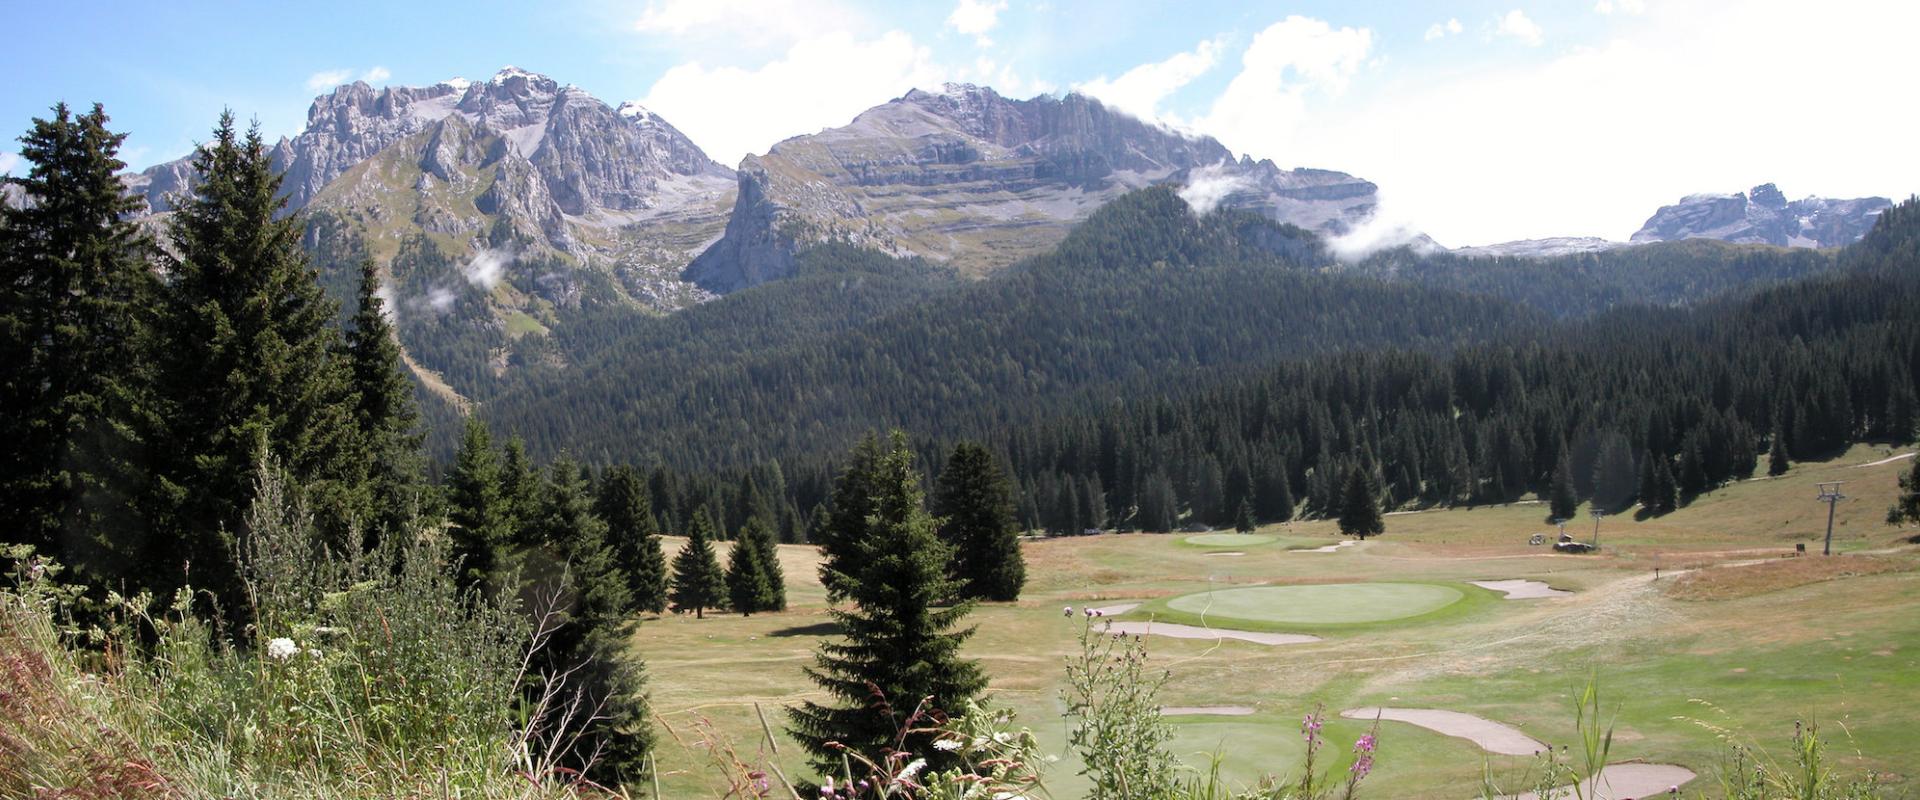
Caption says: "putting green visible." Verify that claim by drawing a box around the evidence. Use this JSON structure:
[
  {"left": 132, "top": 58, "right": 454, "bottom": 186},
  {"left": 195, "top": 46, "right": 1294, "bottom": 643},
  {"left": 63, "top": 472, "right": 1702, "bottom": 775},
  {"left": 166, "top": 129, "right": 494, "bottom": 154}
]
[
  {"left": 1184, "top": 533, "right": 1276, "bottom": 547},
  {"left": 1164, "top": 583, "right": 1465, "bottom": 625}
]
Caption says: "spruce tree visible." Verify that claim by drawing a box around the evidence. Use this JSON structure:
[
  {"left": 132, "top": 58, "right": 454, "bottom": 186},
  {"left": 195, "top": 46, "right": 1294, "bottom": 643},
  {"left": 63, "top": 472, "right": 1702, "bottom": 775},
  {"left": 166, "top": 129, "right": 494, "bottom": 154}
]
[
  {"left": 1336, "top": 466, "right": 1384, "bottom": 539},
  {"left": 1233, "top": 497, "right": 1257, "bottom": 533},
  {"left": 1678, "top": 437, "right": 1707, "bottom": 497},
  {"left": 447, "top": 418, "right": 510, "bottom": 593},
  {"left": 1653, "top": 457, "right": 1680, "bottom": 515},
  {"left": 1889, "top": 455, "right": 1920, "bottom": 526},
  {"left": 817, "top": 434, "right": 885, "bottom": 601},
  {"left": 744, "top": 514, "right": 787, "bottom": 611},
  {"left": 147, "top": 113, "right": 360, "bottom": 607},
  {"left": 930, "top": 442, "right": 1026, "bottom": 602},
  {"left": 1549, "top": 453, "right": 1579, "bottom": 521},
  {"left": 343, "top": 258, "right": 425, "bottom": 542},
  {"left": 1768, "top": 429, "right": 1791, "bottom": 476},
  {"left": 0, "top": 102, "right": 155, "bottom": 582},
  {"left": 598, "top": 465, "right": 668, "bottom": 614},
  {"left": 724, "top": 524, "right": 774, "bottom": 616},
  {"left": 1638, "top": 451, "right": 1660, "bottom": 514},
  {"left": 669, "top": 508, "right": 725, "bottom": 618},
  {"left": 1591, "top": 436, "right": 1637, "bottom": 512},
  {"left": 788, "top": 433, "right": 984, "bottom": 777},
  {"left": 500, "top": 437, "right": 538, "bottom": 545}
]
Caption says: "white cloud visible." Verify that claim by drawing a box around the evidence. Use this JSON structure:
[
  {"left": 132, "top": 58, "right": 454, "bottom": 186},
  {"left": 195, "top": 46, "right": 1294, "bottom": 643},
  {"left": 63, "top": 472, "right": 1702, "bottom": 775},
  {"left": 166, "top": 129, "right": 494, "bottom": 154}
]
[
  {"left": 1076, "top": 38, "right": 1224, "bottom": 123},
  {"left": 945, "top": 0, "right": 1007, "bottom": 44},
  {"left": 958, "top": 56, "right": 1054, "bottom": 98},
  {"left": 638, "top": 30, "right": 945, "bottom": 166},
  {"left": 1424, "top": 18, "right": 1463, "bottom": 41},
  {"left": 1495, "top": 10, "right": 1544, "bottom": 46},
  {"left": 464, "top": 249, "right": 513, "bottom": 291},
  {"left": 304, "top": 66, "right": 393, "bottom": 92},
  {"left": 1195, "top": 16, "right": 1372, "bottom": 161},
  {"left": 1594, "top": 0, "right": 1647, "bottom": 14},
  {"left": 0, "top": 152, "right": 18, "bottom": 176},
  {"left": 633, "top": 0, "right": 865, "bottom": 51},
  {"left": 1177, "top": 163, "right": 1251, "bottom": 215},
  {"left": 1248, "top": 0, "right": 1920, "bottom": 246}
]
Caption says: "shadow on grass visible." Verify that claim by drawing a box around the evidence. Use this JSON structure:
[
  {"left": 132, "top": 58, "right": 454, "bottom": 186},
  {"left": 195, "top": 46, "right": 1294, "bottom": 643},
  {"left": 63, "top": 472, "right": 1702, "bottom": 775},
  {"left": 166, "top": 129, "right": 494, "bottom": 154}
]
[{"left": 769, "top": 621, "right": 841, "bottom": 638}]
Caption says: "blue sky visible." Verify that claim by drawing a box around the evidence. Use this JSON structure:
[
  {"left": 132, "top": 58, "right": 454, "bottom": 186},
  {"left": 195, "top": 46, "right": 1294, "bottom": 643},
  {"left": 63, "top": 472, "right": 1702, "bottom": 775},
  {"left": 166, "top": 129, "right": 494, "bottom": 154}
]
[{"left": 4, "top": 0, "right": 1915, "bottom": 245}]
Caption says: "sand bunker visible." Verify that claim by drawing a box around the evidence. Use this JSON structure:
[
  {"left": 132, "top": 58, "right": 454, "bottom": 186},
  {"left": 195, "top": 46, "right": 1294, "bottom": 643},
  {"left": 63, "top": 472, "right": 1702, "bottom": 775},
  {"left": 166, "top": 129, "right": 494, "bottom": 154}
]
[
  {"left": 1298, "top": 540, "right": 1357, "bottom": 553},
  {"left": 1203, "top": 551, "right": 1245, "bottom": 557},
  {"left": 1160, "top": 705, "right": 1254, "bottom": 716},
  {"left": 1471, "top": 579, "right": 1572, "bottom": 599},
  {"left": 1504, "top": 764, "right": 1696, "bottom": 800},
  {"left": 1102, "top": 620, "right": 1320, "bottom": 646},
  {"left": 1341, "top": 708, "right": 1543, "bottom": 755}
]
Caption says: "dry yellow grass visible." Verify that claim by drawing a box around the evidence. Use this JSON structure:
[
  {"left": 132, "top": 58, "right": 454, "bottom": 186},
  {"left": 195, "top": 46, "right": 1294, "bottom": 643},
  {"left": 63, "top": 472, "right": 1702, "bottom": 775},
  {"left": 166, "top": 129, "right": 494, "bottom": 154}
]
[{"left": 1663, "top": 554, "right": 1912, "bottom": 601}]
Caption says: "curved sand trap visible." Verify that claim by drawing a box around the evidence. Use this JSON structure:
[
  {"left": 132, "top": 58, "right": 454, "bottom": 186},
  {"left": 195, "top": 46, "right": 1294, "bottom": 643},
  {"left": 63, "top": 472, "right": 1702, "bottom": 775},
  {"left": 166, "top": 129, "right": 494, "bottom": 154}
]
[
  {"left": 1161, "top": 705, "right": 1254, "bottom": 716},
  {"left": 1203, "top": 551, "right": 1245, "bottom": 557},
  {"left": 1165, "top": 583, "right": 1463, "bottom": 625},
  {"left": 1185, "top": 533, "right": 1275, "bottom": 547},
  {"left": 1505, "top": 764, "right": 1696, "bottom": 800},
  {"left": 1298, "top": 540, "right": 1357, "bottom": 553},
  {"left": 1102, "top": 620, "right": 1320, "bottom": 646},
  {"left": 1471, "top": 579, "right": 1572, "bottom": 599},
  {"left": 1341, "top": 708, "right": 1543, "bottom": 755}
]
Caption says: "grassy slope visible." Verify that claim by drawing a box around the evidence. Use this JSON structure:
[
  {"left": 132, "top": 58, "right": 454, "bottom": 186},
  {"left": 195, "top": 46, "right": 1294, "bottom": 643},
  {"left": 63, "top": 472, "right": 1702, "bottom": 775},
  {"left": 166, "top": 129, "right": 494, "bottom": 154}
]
[{"left": 638, "top": 443, "right": 1920, "bottom": 797}]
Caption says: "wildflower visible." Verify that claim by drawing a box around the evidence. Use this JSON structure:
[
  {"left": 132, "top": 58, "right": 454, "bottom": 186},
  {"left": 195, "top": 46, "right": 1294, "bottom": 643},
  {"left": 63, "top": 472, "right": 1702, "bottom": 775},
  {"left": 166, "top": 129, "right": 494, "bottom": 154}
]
[
  {"left": 933, "top": 739, "right": 963, "bottom": 751},
  {"left": 266, "top": 637, "right": 299, "bottom": 661},
  {"left": 1064, "top": 606, "right": 1074, "bottom": 617}
]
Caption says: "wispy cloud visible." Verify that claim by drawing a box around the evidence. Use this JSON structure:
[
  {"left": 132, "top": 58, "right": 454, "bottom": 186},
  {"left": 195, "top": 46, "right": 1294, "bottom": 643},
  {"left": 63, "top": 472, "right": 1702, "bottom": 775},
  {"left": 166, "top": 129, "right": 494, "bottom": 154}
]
[
  {"left": 1076, "top": 37, "right": 1225, "bottom": 124},
  {"left": 1177, "top": 163, "right": 1251, "bottom": 215},
  {"left": 945, "top": 0, "right": 1007, "bottom": 45},
  {"left": 1424, "top": 18, "right": 1463, "bottom": 41},
  {"left": 1495, "top": 10, "right": 1544, "bottom": 46},
  {"left": 1594, "top": 0, "right": 1647, "bottom": 15},
  {"left": 0, "top": 152, "right": 18, "bottom": 176},
  {"left": 464, "top": 248, "right": 513, "bottom": 291},
  {"left": 305, "top": 66, "right": 393, "bottom": 92},
  {"left": 633, "top": 0, "right": 866, "bottom": 52}
]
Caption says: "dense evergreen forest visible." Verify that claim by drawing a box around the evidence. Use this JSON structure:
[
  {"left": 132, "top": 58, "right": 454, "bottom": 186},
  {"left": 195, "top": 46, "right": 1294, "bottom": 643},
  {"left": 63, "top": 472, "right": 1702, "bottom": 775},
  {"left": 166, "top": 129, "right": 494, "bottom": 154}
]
[{"left": 529, "top": 196, "right": 1920, "bottom": 541}]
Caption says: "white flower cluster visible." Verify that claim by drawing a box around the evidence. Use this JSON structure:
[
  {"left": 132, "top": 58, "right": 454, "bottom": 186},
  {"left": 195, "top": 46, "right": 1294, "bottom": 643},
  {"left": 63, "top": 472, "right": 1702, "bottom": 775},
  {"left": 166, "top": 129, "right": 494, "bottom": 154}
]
[{"left": 266, "top": 637, "right": 300, "bottom": 661}]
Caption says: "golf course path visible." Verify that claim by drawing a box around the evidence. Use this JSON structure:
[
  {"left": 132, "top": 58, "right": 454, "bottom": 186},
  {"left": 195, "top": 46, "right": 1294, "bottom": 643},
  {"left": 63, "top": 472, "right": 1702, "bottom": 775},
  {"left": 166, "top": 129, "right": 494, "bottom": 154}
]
[
  {"left": 1102, "top": 620, "right": 1320, "bottom": 646},
  {"left": 1340, "top": 708, "right": 1543, "bottom": 755},
  {"left": 1501, "top": 763, "right": 1696, "bottom": 800},
  {"left": 1160, "top": 705, "right": 1254, "bottom": 716},
  {"left": 1854, "top": 451, "right": 1914, "bottom": 468},
  {"left": 1298, "top": 540, "right": 1358, "bottom": 553},
  {"left": 1470, "top": 579, "right": 1572, "bottom": 599},
  {"left": 1086, "top": 602, "right": 1141, "bottom": 616}
]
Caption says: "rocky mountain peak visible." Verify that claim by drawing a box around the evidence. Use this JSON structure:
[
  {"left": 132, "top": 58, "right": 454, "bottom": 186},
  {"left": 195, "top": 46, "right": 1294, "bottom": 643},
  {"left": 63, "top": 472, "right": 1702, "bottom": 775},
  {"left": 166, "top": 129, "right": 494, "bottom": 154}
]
[{"left": 1632, "top": 183, "right": 1889, "bottom": 248}]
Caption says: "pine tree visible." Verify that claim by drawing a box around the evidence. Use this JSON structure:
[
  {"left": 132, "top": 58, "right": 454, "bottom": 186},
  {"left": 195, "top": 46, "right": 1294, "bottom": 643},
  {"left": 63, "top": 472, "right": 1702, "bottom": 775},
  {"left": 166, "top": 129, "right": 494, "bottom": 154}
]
[
  {"left": 788, "top": 433, "right": 983, "bottom": 777},
  {"left": 724, "top": 523, "right": 774, "bottom": 616},
  {"left": 1768, "top": 428, "right": 1791, "bottom": 476},
  {"left": 598, "top": 465, "right": 668, "bottom": 614},
  {"left": 500, "top": 437, "right": 538, "bottom": 545},
  {"left": 670, "top": 508, "right": 725, "bottom": 618},
  {"left": 817, "top": 434, "right": 884, "bottom": 601},
  {"left": 1336, "top": 466, "right": 1384, "bottom": 539},
  {"left": 527, "top": 458, "right": 649, "bottom": 787},
  {"left": 1889, "top": 455, "right": 1920, "bottom": 526},
  {"left": 447, "top": 418, "right": 510, "bottom": 593},
  {"left": 1234, "top": 497, "right": 1257, "bottom": 532},
  {"left": 1653, "top": 457, "right": 1680, "bottom": 515},
  {"left": 147, "top": 113, "right": 361, "bottom": 607},
  {"left": 744, "top": 514, "right": 787, "bottom": 611},
  {"left": 1678, "top": 437, "right": 1707, "bottom": 497},
  {"left": 1137, "top": 472, "right": 1178, "bottom": 533},
  {"left": 1591, "top": 436, "right": 1637, "bottom": 512},
  {"left": 343, "top": 259, "right": 425, "bottom": 542},
  {"left": 1549, "top": 453, "right": 1579, "bottom": 521},
  {"left": 1638, "top": 451, "right": 1660, "bottom": 514},
  {"left": 0, "top": 103, "right": 155, "bottom": 582},
  {"left": 930, "top": 442, "right": 1026, "bottom": 602}
]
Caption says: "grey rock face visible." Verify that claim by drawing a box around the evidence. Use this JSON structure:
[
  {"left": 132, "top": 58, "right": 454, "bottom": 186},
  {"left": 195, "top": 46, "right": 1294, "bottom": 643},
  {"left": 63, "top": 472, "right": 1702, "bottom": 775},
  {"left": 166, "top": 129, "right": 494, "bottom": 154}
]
[
  {"left": 129, "top": 67, "right": 733, "bottom": 222},
  {"left": 1451, "top": 237, "right": 1632, "bottom": 259},
  {"left": 1631, "top": 183, "right": 1889, "bottom": 248},
  {"left": 686, "top": 83, "right": 1382, "bottom": 292}
]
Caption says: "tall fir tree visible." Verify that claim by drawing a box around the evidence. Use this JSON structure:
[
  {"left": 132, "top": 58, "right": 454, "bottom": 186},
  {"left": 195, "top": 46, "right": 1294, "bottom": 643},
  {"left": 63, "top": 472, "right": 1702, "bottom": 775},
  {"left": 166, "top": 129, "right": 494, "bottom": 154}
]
[
  {"left": 1591, "top": 436, "right": 1637, "bottom": 512},
  {"left": 343, "top": 259, "right": 425, "bottom": 542},
  {"left": 1336, "top": 466, "right": 1385, "bottom": 539},
  {"left": 743, "top": 514, "right": 787, "bottom": 611},
  {"left": 0, "top": 103, "right": 155, "bottom": 582},
  {"left": 147, "top": 113, "right": 361, "bottom": 608},
  {"left": 447, "top": 418, "right": 510, "bottom": 593},
  {"left": 669, "top": 508, "right": 725, "bottom": 618},
  {"left": 500, "top": 436, "right": 538, "bottom": 546},
  {"left": 1549, "top": 453, "right": 1579, "bottom": 521},
  {"left": 1768, "top": 428, "right": 1791, "bottom": 477},
  {"left": 1652, "top": 456, "right": 1680, "bottom": 515},
  {"left": 1233, "top": 497, "right": 1257, "bottom": 533},
  {"left": 788, "top": 433, "right": 984, "bottom": 777},
  {"left": 526, "top": 458, "right": 650, "bottom": 787},
  {"left": 817, "top": 434, "right": 884, "bottom": 601},
  {"left": 724, "top": 523, "right": 775, "bottom": 616},
  {"left": 597, "top": 464, "right": 668, "bottom": 614},
  {"left": 930, "top": 442, "right": 1026, "bottom": 602},
  {"left": 1889, "top": 454, "right": 1920, "bottom": 527}
]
